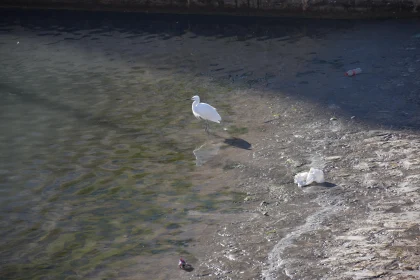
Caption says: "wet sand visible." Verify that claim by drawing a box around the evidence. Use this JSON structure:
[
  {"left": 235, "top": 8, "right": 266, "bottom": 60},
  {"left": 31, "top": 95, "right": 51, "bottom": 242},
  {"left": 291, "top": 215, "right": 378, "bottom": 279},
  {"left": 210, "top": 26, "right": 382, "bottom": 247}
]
[{"left": 176, "top": 20, "right": 420, "bottom": 280}]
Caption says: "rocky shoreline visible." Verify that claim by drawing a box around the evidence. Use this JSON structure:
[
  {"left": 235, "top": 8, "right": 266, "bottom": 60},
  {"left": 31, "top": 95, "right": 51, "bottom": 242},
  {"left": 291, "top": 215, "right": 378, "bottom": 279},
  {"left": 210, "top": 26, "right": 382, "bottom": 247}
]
[
  {"left": 185, "top": 94, "right": 420, "bottom": 280},
  {"left": 181, "top": 22, "right": 420, "bottom": 279}
]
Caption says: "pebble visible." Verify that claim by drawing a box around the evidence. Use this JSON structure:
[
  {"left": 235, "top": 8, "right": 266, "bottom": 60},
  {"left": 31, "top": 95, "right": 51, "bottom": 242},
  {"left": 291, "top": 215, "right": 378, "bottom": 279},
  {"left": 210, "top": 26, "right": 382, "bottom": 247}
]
[
  {"left": 326, "top": 156, "right": 342, "bottom": 161},
  {"left": 260, "top": 201, "right": 269, "bottom": 206}
]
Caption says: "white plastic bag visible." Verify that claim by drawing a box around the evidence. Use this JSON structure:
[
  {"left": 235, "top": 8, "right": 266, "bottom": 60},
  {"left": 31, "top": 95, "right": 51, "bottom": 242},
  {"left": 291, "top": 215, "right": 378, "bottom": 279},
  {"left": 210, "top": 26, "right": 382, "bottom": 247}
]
[
  {"left": 307, "top": 168, "right": 325, "bottom": 184},
  {"left": 294, "top": 168, "right": 325, "bottom": 187},
  {"left": 294, "top": 172, "right": 309, "bottom": 187}
]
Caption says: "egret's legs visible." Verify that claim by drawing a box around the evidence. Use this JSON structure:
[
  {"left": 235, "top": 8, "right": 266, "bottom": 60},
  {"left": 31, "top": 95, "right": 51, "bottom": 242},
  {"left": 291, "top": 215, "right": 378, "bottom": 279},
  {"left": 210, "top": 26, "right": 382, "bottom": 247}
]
[{"left": 204, "top": 120, "right": 210, "bottom": 134}]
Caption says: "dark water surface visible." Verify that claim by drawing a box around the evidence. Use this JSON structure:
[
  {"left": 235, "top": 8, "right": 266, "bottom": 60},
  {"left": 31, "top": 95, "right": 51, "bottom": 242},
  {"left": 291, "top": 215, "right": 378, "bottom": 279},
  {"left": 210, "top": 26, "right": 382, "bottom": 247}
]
[{"left": 1, "top": 9, "right": 420, "bottom": 280}]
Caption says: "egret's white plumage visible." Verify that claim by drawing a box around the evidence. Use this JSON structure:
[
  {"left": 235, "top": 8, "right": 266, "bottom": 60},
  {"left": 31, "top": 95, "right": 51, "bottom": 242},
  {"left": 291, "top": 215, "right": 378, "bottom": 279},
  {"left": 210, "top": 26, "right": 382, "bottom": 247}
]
[{"left": 191, "top": 95, "right": 221, "bottom": 132}]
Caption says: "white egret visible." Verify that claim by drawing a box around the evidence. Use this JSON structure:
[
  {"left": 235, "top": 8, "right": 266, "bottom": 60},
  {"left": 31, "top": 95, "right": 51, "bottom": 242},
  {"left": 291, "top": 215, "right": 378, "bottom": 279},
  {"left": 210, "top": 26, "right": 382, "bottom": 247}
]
[{"left": 190, "top": 95, "right": 221, "bottom": 133}]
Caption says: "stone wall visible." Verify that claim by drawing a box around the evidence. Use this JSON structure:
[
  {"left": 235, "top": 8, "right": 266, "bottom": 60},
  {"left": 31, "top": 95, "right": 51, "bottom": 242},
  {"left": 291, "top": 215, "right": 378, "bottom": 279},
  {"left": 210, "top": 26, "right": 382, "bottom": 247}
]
[{"left": 1, "top": 0, "right": 419, "bottom": 18}]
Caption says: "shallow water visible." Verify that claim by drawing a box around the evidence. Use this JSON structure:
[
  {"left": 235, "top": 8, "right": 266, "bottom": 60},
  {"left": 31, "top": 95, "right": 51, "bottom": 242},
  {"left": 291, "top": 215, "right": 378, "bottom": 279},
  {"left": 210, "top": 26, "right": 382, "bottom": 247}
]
[{"left": 0, "top": 9, "right": 251, "bottom": 280}]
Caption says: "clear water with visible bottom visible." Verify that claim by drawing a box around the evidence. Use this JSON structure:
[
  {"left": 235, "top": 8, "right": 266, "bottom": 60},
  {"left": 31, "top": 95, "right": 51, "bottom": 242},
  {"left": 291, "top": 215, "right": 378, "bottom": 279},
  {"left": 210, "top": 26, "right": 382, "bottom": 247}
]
[{"left": 0, "top": 9, "right": 246, "bottom": 279}]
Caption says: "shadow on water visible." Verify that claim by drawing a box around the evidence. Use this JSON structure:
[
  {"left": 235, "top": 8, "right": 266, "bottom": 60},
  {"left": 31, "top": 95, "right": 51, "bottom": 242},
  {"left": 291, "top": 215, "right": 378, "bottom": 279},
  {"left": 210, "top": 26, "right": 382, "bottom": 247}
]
[
  {"left": 0, "top": 8, "right": 356, "bottom": 40},
  {"left": 224, "top": 137, "right": 252, "bottom": 150},
  {"left": 1, "top": 9, "right": 419, "bottom": 131},
  {"left": 182, "top": 264, "right": 195, "bottom": 272},
  {"left": 193, "top": 137, "right": 251, "bottom": 166}
]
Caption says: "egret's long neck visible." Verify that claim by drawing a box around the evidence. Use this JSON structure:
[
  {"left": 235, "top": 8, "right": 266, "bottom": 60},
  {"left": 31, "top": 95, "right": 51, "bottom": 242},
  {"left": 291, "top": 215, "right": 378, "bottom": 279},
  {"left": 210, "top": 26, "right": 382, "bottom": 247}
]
[{"left": 192, "top": 99, "right": 199, "bottom": 107}]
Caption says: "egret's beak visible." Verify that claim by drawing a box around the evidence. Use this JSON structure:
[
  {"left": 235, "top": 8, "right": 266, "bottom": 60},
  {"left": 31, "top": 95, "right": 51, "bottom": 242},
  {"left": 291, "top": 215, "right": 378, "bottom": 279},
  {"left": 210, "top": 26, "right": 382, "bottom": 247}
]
[{"left": 185, "top": 98, "right": 191, "bottom": 101}]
